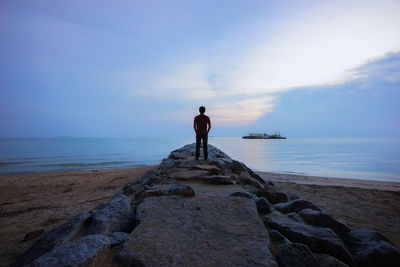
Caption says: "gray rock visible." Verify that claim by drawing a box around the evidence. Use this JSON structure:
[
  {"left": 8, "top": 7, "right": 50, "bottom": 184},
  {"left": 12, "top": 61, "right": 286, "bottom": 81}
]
[
  {"left": 189, "top": 164, "right": 221, "bottom": 174},
  {"left": 108, "top": 232, "right": 131, "bottom": 246},
  {"left": 172, "top": 170, "right": 210, "bottom": 181},
  {"left": 242, "top": 163, "right": 267, "bottom": 184},
  {"left": 141, "top": 189, "right": 165, "bottom": 199},
  {"left": 202, "top": 175, "right": 234, "bottom": 185},
  {"left": 346, "top": 228, "right": 400, "bottom": 267},
  {"left": 256, "top": 197, "right": 274, "bottom": 214},
  {"left": 240, "top": 184, "right": 256, "bottom": 194},
  {"left": 256, "top": 188, "right": 289, "bottom": 204},
  {"left": 85, "top": 194, "right": 135, "bottom": 235},
  {"left": 269, "top": 230, "right": 290, "bottom": 245},
  {"left": 116, "top": 250, "right": 145, "bottom": 267},
  {"left": 238, "top": 171, "right": 264, "bottom": 189},
  {"left": 140, "top": 170, "right": 159, "bottom": 186},
  {"left": 299, "top": 209, "right": 351, "bottom": 238},
  {"left": 159, "top": 158, "right": 176, "bottom": 172},
  {"left": 121, "top": 196, "right": 278, "bottom": 266},
  {"left": 14, "top": 211, "right": 92, "bottom": 266},
  {"left": 315, "top": 254, "right": 349, "bottom": 267},
  {"left": 168, "top": 184, "right": 195, "bottom": 197},
  {"left": 264, "top": 211, "right": 354, "bottom": 266},
  {"left": 286, "top": 212, "right": 305, "bottom": 222},
  {"left": 230, "top": 191, "right": 253, "bottom": 198},
  {"left": 276, "top": 242, "right": 320, "bottom": 267},
  {"left": 118, "top": 181, "right": 141, "bottom": 196},
  {"left": 169, "top": 152, "right": 191, "bottom": 159},
  {"left": 275, "top": 199, "right": 322, "bottom": 214},
  {"left": 26, "top": 234, "right": 111, "bottom": 267},
  {"left": 271, "top": 183, "right": 299, "bottom": 200},
  {"left": 207, "top": 146, "right": 231, "bottom": 159},
  {"left": 230, "top": 160, "right": 247, "bottom": 173},
  {"left": 208, "top": 159, "right": 231, "bottom": 175},
  {"left": 163, "top": 179, "right": 177, "bottom": 184}
]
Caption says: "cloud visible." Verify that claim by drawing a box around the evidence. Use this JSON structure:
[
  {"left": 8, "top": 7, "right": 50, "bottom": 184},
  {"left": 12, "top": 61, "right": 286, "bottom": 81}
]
[
  {"left": 147, "top": 62, "right": 216, "bottom": 99},
  {"left": 210, "top": 96, "right": 275, "bottom": 125},
  {"left": 222, "top": 0, "right": 400, "bottom": 95},
  {"left": 121, "top": 0, "right": 400, "bottom": 126}
]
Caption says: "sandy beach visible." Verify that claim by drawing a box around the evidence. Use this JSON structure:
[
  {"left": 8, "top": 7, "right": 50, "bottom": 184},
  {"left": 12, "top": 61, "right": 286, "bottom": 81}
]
[
  {"left": 0, "top": 167, "right": 156, "bottom": 267},
  {"left": 258, "top": 172, "right": 400, "bottom": 248},
  {"left": 0, "top": 168, "right": 399, "bottom": 266}
]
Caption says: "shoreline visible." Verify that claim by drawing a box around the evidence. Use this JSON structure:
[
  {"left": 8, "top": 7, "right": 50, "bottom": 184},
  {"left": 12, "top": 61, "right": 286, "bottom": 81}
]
[
  {"left": 258, "top": 171, "right": 400, "bottom": 250},
  {"left": 0, "top": 167, "right": 399, "bottom": 266},
  {"left": 2, "top": 168, "right": 399, "bottom": 189},
  {"left": 257, "top": 171, "right": 400, "bottom": 191}
]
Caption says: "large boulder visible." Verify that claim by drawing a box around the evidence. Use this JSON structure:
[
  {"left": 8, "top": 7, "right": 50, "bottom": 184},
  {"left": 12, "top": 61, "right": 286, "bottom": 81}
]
[
  {"left": 256, "top": 188, "right": 290, "bottom": 204},
  {"left": 315, "top": 253, "right": 349, "bottom": 267},
  {"left": 276, "top": 242, "right": 320, "bottom": 267},
  {"left": 14, "top": 211, "right": 92, "bottom": 266},
  {"left": 346, "top": 228, "right": 400, "bottom": 267},
  {"left": 85, "top": 194, "right": 135, "bottom": 235},
  {"left": 255, "top": 197, "right": 274, "bottom": 214},
  {"left": 299, "top": 209, "right": 351, "bottom": 238},
  {"left": 238, "top": 171, "right": 264, "bottom": 189},
  {"left": 120, "top": 196, "right": 278, "bottom": 266},
  {"left": 139, "top": 169, "right": 160, "bottom": 186},
  {"left": 16, "top": 193, "right": 135, "bottom": 266},
  {"left": 275, "top": 199, "right": 322, "bottom": 214},
  {"left": 26, "top": 234, "right": 112, "bottom": 267},
  {"left": 171, "top": 170, "right": 210, "bottom": 181},
  {"left": 202, "top": 175, "right": 235, "bottom": 185},
  {"left": 189, "top": 164, "right": 221, "bottom": 174},
  {"left": 230, "top": 191, "right": 253, "bottom": 198},
  {"left": 264, "top": 211, "right": 354, "bottom": 266},
  {"left": 168, "top": 184, "right": 195, "bottom": 197}
]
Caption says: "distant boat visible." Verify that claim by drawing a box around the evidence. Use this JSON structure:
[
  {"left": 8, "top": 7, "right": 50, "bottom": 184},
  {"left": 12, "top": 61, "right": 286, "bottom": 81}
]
[{"left": 242, "top": 132, "right": 287, "bottom": 139}]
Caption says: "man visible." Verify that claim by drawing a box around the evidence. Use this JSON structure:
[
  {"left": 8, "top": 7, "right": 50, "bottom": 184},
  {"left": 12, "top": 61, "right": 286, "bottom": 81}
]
[{"left": 193, "top": 106, "right": 211, "bottom": 160}]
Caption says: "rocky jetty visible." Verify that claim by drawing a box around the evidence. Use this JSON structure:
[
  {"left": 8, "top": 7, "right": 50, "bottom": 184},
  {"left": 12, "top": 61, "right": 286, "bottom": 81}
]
[{"left": 14, "top": 144, "right": 400, "bottom": 267}]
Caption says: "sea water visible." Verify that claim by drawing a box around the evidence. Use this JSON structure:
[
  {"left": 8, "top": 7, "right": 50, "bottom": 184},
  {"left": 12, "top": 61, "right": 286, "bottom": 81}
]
[{"left": 0, "top": 137, "right": 399, "bottom": 182}]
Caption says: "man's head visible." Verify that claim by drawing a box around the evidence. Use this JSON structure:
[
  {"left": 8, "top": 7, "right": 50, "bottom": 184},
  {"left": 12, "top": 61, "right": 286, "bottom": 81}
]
[{"left": 199, "top": 106, "right": 206, "bottom": 114}]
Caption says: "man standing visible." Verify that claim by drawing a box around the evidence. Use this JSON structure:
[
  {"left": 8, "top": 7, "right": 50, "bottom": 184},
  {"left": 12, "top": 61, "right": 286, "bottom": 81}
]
[{"left": 193, "top": 106, "right": 211, "bottom": 160}]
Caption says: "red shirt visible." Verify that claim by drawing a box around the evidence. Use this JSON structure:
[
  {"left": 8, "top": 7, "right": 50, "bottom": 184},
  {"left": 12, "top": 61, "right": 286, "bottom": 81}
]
[{"left": 194, "top": 114, "right": 211, "bottom": 135}]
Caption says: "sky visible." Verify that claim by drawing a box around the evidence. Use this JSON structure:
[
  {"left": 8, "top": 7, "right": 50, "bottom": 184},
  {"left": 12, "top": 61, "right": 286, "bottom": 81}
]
[{"left": 1, "top": 0, "right": 399, "bottom": 138}]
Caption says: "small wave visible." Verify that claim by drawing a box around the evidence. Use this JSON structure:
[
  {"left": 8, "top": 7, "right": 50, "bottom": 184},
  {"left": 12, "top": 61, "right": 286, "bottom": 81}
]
[
  {"left": 0, "top": 161, "right": 32, "bottom": 166},
  {"left": 37, "top": 161, "right": 133, "bottom": 167}
]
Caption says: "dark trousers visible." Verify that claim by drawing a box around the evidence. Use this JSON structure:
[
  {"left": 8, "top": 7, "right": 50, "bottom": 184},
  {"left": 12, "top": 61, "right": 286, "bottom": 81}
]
[{"left": 195, "top": 133, "right": 208, "bottom": 159}]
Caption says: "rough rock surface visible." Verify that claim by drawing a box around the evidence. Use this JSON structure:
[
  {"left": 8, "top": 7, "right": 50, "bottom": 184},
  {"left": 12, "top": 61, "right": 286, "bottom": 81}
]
[
  {"left": 167, "top": 184, "right": 195, "bottom": 197},
  {"left": 16, "top": 143, "right": 400, "bottom": 267},
  {"left": 27, "top": 234, "right": 112, "bottom": 267},
  {"left": 120, "top": 196, "right": 277, "bottom": 266},
  {"left": 274, "top": 199, "right": 322, "bottom": 214},
  {"left": 264, "top": 211, "right": 355, "bottom": 266},
  {"left": 276, "top": 242, "right": 320, "bottom": 267}
]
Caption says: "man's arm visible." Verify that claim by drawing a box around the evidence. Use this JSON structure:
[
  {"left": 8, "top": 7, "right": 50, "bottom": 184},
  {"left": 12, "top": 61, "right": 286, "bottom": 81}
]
[
  {"left": 193, "top": 119, "right": 197, "bottom": 133},
  {"left": 207, "top": 118, "right": 211, "bottom": 133}
]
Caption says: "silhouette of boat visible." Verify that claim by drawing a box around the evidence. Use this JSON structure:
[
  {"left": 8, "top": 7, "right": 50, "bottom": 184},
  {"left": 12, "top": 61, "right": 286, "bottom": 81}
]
[{"left": 242, "top": 132, "right": 286, "bottom": 139}]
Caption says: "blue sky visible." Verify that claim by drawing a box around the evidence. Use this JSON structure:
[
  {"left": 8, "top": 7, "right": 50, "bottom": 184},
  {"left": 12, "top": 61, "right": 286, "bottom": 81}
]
[{"left": 1, "top": 0, "right": 399, "bottom": 137}]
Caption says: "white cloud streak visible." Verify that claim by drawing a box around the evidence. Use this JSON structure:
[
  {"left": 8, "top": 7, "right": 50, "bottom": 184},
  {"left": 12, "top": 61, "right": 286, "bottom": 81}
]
[{"left": 132, "top": 0, "right": 400, "bottom": 125}]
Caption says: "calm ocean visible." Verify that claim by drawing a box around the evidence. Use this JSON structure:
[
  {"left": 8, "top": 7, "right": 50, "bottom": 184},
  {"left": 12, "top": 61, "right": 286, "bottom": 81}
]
[{"left": 0, "top": 137, "right": 399, "bottom": 182}]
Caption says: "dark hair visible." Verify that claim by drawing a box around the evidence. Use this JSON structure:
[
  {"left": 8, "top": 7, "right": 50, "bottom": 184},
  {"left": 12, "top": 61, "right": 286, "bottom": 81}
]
[{"left": 199, "top": 106, "right": 206, "bottom": 114}]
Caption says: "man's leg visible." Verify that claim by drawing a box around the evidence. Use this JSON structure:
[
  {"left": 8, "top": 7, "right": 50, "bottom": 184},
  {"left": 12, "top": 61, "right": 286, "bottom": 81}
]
[
  {"left": 203, "top": 134, "right": 208, "bottom": 160},
  {"left": 195, "top": 134, "right": 201, "bottom": 160}
]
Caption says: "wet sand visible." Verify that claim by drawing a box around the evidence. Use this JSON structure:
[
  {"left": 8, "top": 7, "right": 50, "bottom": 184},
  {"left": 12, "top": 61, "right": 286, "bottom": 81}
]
[{"left": 0, "top": 168, "right": 399, "bottom": 266}]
